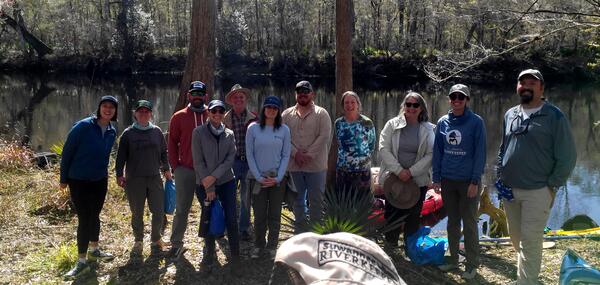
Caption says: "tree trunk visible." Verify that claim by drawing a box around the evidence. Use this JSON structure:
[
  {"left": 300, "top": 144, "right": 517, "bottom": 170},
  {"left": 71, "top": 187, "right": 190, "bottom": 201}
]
[
  {"left": 1, "top": 11, "right": 53, "bottom": 57},
  {"left": 254, "top": 0, "right": 261, "bottom": 53},
  {"left": 328, "top": 0, "right": 353, "bottom": 187},
  {"left": 176, "top": 0, "right": 216, "bottom": 112},
  {"left": 117, "top": 0, "right": 134, "bottom": 69},
  {"left": 397, "top": 0, "right": 405, "bottom": 46}
]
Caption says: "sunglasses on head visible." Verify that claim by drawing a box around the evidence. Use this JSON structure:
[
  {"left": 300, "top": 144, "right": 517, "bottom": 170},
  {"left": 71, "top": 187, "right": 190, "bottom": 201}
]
[
  {"left": 209, "top": 108, "right": 225, "bottom": 114},
  {"left": 405, "top": 102, "right": 420, "bottom": 108},
  {"left": 296, "top": 88, "right": 311, "bottom": 94},
  {"left": 449, "top": 93, "right": 467, "bottom": 101},
  {"left": 190, "top": 91, "right": 206, "bottom": 97}
]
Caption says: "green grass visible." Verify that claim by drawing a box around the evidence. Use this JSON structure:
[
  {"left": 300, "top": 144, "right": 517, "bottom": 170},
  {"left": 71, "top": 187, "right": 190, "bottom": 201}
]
[{"left": 24, "top": 241, "right": 77, "bottom": 275}]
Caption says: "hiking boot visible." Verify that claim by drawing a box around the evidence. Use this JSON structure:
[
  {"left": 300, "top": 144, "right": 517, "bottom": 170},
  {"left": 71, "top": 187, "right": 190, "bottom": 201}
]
[
  {"left": 240, "top": 231, "right": 252, "bottom": 242},
  {"left": 200, "top": 246, "right": 216, "bottom": 266},
  {"left": 462, "top": 266, "right": 477, "bottom": 280},
  {"left": 438, "top": 263, "right": 459, "bottom": 272},
  {"left": 132, "top": 241, "right": 143, "bottom": 255},
  {"left": 88, "top": 249, "right": 115, "bottom": 262},
  {"left": 150, "top": 240, "right": 167, "bottom": 256},
  {"left": 63, "top": 261, "right": 90, "bottom": 280},
  {"left": 250, "top": 247, "right": 263, "bottom": 259},
  {"left": 166, "top": 246, "right": 187, "bottom": 260},
  {"left": 229, "top": 256, "right": 242, "bottom": 277}
]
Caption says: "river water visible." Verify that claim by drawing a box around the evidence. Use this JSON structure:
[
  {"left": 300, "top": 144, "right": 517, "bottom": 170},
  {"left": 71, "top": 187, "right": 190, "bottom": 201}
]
[{"left": 1, "top": 73, "right": 599, "bottom": 231}]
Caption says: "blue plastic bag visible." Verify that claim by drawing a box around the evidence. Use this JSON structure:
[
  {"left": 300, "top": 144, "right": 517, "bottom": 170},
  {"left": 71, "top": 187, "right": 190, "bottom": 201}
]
[
  {"left": 164, "top": 179, "right": 176, "bottom": 214},
  {"left": 209, "top": 199, "right": 226, "bottom": 237},
  {"left": 406, "top": 226, "right": 447, "bottom": 265}
]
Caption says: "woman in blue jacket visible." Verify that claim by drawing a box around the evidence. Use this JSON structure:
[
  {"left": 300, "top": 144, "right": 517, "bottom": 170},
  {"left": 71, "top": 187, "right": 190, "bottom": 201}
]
[
  {"left": 60, "top": 95, "right": 119, "bottom": 279},
  {"left": 432, "top": 84, "right": 486, "bottom": 280}
]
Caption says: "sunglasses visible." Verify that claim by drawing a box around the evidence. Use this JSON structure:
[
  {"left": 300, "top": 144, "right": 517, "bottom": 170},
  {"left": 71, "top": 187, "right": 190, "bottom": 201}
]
[
  {"left": 190, "top": 91, "right": 206, "bottom": 97},
  {"left": 209, "top": 108, "right": 225, "bottom": 114},
  {"left": 509, "top": 114, "right": 530, "bottom": 135},
  {"left": 296, "top": 89, "right": 311, "bottom": 95},
  {"left": 449, "top": 93, "right": 467, "bottom": 101},
  {"left": 405, "top": 102, "right": 420, "bottom": 108}
]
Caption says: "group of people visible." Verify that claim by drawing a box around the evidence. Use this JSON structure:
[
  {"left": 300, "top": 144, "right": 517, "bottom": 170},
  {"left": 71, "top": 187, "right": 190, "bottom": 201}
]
[{"left": 59, "top": 69, "right": 576, "bottom": 285}]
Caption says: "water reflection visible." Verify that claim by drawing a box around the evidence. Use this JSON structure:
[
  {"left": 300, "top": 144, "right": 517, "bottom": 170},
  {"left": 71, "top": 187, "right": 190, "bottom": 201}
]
[{"left": 1, "top": 74, "right": 599, "bottom": 229}]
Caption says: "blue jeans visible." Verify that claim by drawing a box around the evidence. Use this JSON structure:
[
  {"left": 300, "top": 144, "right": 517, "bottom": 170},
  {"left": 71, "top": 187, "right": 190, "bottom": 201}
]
[
  {"left": 195, "top": 179, "right": 239, "bottom": 256},
  {"left": 233, "top": 159, "right": 250, "bottom": 233},
  {"left": 290, "top": 171, "right": 326, "bottom": 229}
]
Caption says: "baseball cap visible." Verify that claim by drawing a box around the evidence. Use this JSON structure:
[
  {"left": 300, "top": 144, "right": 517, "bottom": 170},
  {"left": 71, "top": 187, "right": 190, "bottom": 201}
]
[
  {"left": 189, "top": 81, "right": 207, "bottom": 93},
  {"left": 207, "top": 99, "right": 226, "bottom": 110},
  {"left": 295, "top": 80, "right": 313, "bottom": 92},
  {"left": 275, "top": 232, "right": 406, "bottom": 285},
  {"left": 518, "top": 69, "right": 544, "bottom": 83},
  {"left": 135, "top": 100, "right": 153, "bottom": 111},
  {"left": 262, "top": 96, "right": 282, "bottom": 109},
  {"left": 448, "top": 84, "right": 470, "bottom": 97}
]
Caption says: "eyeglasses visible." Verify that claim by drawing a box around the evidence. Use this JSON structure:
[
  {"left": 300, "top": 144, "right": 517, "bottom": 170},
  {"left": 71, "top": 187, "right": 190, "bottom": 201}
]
[
  {"left": 296, "top": 89, "right": 311, "bottom": 95},
  {"left": 449, "top": 93, "right": 467, "bottom": 101},
  {"left": 509, "top": 114, "right": 530, "bottom": 135},
  {"left": 209, "top": 108, "right": 225, "bottom": 114},
  {"left": 190, "top": 91, "right": 206, "bottom": 97},
  {"left": 405, "top": 102, "right": 420, "bottom": 108}
]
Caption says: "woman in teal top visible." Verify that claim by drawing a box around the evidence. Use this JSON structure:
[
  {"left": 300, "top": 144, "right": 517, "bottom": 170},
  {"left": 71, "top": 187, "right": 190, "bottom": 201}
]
[{"left": 334, "top": 91, "right": 376, "bottom": 200}]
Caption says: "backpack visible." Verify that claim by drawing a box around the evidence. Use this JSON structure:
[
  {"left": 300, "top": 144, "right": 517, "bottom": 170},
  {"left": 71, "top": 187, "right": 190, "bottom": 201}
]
[{"left": 406, "top": 226, "right": 447, "bottom": 265}]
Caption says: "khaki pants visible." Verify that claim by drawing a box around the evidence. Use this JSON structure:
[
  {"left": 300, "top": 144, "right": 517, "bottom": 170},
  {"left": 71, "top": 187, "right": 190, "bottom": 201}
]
[{"left": 504, "top": 186, "right": 554, "bottom": 285}]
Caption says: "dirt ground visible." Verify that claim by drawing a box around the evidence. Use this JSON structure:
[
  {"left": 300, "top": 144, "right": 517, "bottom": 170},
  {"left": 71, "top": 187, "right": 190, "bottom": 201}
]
[{"left": 0, "top": 167, "right": 599, "bottom": 285}]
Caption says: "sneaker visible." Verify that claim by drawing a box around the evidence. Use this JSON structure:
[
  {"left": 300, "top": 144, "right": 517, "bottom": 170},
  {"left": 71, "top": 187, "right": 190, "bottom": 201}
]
[
  {"left": 250, "top": 248, "right": 263, "bottom": 259},
  {"left": 240, "top": 231, "right": 252, "bottom": 242},
  {"left": 462, "top": 267, "right": 477, "bottom": 280},
  {"left": 437, "top": 263, "right": 459, "bottom": 272},
  {"left": 88, "top": 249, "right": 115, "bottom": 262},
  {"left": 199, "top": 247, "right": 216, "bottom": 274},
  {"left": 63, "top": 261, "right": 90, "bottom": 280},
  {"left": 166, "top": 246, "right": 187, "bottom": 259}
]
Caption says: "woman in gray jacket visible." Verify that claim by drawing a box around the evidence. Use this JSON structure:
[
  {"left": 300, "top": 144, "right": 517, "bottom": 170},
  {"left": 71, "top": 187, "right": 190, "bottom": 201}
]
[
  {"left": 378, "top": 91, "right": 435, "bottom": 250},
  {"left": 116, "top": 100, "right": 171, "bottom": 255},
  {"left": 192, "top": 100, "right": 239, "bottom": 274}
]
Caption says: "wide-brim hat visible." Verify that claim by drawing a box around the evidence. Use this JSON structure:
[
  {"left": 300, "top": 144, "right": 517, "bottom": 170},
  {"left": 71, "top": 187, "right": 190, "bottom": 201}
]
[
  {"left": 225, "top": 84, "right": 251, "bottom": 105},
  {"left": 383, "top": 174, "right": 420, "bottom": 209}
]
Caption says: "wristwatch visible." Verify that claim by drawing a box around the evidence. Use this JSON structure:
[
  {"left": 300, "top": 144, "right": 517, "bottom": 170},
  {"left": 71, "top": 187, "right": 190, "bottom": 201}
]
[{"left": 470, "top": 180, "right": 479, "bottom": 185}]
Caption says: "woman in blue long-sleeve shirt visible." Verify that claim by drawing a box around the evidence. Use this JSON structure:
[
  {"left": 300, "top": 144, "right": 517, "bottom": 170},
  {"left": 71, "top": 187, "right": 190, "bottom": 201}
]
[{"left": 246, "top": 96, "right": 291, "bottom": 259}]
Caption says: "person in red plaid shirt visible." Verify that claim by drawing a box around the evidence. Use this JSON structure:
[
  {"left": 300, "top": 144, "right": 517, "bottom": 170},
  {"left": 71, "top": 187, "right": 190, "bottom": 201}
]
[{"left": 224, "top": 84, "right": 258, "bottom": 241}]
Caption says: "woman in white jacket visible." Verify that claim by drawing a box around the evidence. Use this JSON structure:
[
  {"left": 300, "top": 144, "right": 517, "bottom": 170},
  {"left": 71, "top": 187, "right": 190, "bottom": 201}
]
[{"left": 378, "top": 91, "right": 435, "bottom": 250}]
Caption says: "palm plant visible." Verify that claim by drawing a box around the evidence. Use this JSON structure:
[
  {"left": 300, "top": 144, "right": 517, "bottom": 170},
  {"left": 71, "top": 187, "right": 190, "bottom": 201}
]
[{"left": 281, "top": 185, "right": 405, "bottom": 239}]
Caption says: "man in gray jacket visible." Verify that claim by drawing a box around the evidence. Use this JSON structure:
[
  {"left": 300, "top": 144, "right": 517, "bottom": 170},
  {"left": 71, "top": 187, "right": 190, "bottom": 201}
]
[{"left": 497, "top": 69, "right": 576, "bottom": 285}]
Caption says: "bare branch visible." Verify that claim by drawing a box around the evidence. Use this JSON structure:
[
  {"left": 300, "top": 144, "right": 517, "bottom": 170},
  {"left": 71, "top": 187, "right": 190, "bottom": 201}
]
[
  {"left": 499, "top": 8, "right": 600, "bottom": 19},
  {"left": 505, "top": 0, "right": 539, "bottom": 36},
  {"left": 425, "top": 24, "right": 580, "bottom": 83}
]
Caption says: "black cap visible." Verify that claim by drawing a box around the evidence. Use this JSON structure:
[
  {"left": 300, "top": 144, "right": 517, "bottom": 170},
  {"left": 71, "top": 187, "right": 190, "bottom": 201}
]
[
  {"left": 295, "top": 80, "right": 313, "bottom": 92},
  {"left": 189, "top": 81, "right": 207, "bottom": 93},
  {"left": 97, "top": 95, "right": 119, "bottom": 121}
]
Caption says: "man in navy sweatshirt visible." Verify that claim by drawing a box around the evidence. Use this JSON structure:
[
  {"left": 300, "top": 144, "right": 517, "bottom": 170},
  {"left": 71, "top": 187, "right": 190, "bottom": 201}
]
[
  {"left": 497, "top": 69, "right": 576, "bottom": 285},
  {"left": 432, "top": 84, "right": 486, "bottom": 280}
]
